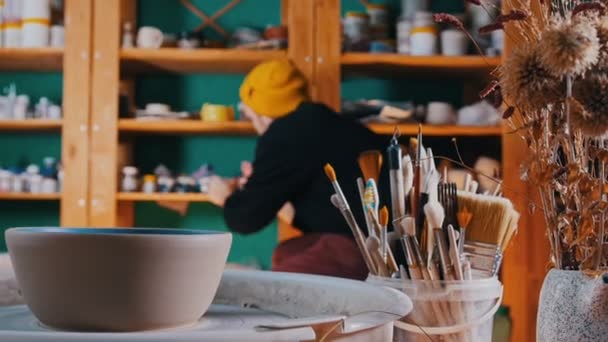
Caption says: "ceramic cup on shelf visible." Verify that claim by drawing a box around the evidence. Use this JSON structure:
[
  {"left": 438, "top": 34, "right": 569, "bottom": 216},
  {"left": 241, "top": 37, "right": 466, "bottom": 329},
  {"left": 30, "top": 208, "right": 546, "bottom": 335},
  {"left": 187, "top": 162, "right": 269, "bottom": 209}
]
[
  {"left": 426, "top": 101, "right": 456, "bottom": 125},
  {"left": 441, "top": 29, "right": 468, "bottom": 56},
  {"left": 137, "top": 26, "right": 164, "bottom": 49},
  {"left": 145, "top": 103, "right": 171, "bottom": 115},
  {"left": 200, "top": 104, "right": 235, "bottom": 122}
]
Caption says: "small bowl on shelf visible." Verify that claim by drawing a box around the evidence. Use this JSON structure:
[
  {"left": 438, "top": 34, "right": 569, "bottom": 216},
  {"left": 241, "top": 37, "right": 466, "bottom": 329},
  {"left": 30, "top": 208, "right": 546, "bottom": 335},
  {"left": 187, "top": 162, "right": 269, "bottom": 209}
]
[{"left": 6, "top": 227, "right": 232, "bottom": 332}]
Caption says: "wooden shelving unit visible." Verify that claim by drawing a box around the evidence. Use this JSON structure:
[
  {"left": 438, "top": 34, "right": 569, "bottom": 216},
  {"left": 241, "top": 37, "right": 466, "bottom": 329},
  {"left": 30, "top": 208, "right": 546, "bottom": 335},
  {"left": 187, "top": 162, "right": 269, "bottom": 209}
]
[
  {"left": 341, "top": 53, "right": 501, "bottom": 76},
  {"left": 0, "top": 119, "right": 62, "bottom": 131},
  {"left": 118, "top": 118, "right": 501, "bottom": 137},
  {"left": 117, "top": 192, "right": 211, "bottom": 202},
  {"left": 0, "top": 48, "right": 63, "bottom": 72},
  {"left": 120, "top": 48, "right": 287, "bottom": 74},
  {"left": 0, "top": 193, "right": 61, "bottom": 201}
]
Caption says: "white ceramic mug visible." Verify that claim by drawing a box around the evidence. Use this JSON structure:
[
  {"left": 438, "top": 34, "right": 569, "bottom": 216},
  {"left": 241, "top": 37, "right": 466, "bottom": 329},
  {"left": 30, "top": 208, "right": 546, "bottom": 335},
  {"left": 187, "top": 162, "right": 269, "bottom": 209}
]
[
  {"left": 426, "top": 102, "right": 456, "bottom": 125},
  {"left": 137, "top": 26, "right": 163, "bottom": 49},
  {"left": 441, "top": 29, "right": 468, "bottom": 56}
]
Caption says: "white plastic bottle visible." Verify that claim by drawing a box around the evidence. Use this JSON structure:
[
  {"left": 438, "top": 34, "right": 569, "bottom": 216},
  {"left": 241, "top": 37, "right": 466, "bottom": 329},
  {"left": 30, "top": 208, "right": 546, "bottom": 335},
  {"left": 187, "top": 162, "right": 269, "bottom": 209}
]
[{"left": 22, "top": 0, "right": 50, "bottom": 47}]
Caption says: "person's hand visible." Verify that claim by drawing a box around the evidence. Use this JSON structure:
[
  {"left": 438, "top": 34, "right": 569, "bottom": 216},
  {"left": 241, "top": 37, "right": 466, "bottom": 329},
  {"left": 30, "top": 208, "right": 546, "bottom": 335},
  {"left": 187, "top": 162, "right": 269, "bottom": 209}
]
[
  {"left": 238, "top": 161, "right": 253, "bottom": 188},
  {"left": 207, "top": 176, "right": 233, "bottom": 207}
]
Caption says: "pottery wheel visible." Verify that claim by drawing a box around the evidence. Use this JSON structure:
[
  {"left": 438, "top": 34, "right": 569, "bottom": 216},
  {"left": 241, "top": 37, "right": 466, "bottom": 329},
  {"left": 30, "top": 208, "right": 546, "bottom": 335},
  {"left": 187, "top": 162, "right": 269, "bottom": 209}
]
[{"left": 0, "top": 304, "right": 315, "bottom": 341}]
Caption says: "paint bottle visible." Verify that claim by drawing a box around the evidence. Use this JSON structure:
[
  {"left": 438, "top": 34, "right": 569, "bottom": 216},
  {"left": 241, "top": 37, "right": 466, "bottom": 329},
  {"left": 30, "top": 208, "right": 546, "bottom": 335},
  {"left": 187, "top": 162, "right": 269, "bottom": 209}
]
[
  {"left": 142, "top": 174, "right": 157, "bottom": 193},
  {"left": 3, "top": 0, "right": 21, "bottom": 47},
  {"left": 22, "top": 0, "right": 50, "bottom": 47},
  {"left": 0, "top": 0, "right": 5, "bottom": 47}
]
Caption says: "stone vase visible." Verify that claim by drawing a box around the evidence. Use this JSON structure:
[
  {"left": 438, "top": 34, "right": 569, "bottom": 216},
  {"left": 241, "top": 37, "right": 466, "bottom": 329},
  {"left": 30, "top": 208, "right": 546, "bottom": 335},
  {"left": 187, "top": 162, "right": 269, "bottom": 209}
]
[{"left": 537, "top": 269, "right": 608, "bottom": 342}]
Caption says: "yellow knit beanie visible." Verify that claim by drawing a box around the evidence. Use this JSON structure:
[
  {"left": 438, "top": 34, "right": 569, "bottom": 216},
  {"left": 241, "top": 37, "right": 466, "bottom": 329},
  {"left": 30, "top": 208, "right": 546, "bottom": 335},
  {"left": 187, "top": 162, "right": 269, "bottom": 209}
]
[{"left": 240, "top": 58, "right": 309, "bottom": 119}]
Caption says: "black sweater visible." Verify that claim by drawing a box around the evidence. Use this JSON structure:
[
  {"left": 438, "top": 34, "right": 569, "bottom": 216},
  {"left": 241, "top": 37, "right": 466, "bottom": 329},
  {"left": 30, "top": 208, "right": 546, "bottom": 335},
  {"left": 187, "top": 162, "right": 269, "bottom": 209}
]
[{"left": 224, "top": 102, "right": 390, "bottom": 236}]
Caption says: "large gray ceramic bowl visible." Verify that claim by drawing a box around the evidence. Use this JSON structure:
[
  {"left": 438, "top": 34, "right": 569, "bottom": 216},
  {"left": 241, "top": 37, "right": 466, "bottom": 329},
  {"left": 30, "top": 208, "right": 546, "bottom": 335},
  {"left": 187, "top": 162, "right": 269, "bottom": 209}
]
[{"left": 6, "top": 227, "right": 232, "bottom": 332}]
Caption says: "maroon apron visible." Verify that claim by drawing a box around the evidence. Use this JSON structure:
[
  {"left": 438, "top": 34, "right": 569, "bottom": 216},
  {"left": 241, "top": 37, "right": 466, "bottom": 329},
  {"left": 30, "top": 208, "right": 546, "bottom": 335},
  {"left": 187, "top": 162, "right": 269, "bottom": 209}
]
[{"left": 272, "top": 233, "right": 368, "bottom": 280}]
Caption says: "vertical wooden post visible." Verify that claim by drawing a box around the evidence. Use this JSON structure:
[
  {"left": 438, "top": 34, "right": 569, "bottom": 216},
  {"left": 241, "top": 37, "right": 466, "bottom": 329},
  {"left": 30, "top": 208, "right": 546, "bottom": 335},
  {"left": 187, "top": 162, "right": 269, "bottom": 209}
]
[
  {"left": 313, "top": 0, "right": 341, "bottom": 111},
  {"left": 287, "top": 0, "right": 314, "bottom": 97},
  {"left": 61, "top": 0, "right": 93, "bottom": 227},
  {"left": 116, "top": 0, "right": 138, "bottom": 227},
  {"left": 89, "top": 0, "right": 121, "bottom": 226}
]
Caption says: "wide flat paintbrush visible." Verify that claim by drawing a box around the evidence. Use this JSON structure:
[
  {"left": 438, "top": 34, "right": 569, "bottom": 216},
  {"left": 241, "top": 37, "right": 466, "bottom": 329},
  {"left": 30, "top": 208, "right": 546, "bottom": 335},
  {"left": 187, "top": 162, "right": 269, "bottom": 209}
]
[{"left": 456, "top": 191, "right": 516, "bottom": 247}]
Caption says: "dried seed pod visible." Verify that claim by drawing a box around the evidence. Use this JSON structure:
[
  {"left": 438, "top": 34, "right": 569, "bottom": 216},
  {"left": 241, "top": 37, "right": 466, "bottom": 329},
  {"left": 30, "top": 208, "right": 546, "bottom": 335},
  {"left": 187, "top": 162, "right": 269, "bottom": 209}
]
[
  {"left": 433, "top": 13, "right": 465, "bottom": 31},
  {"left": 539, "top": 19, "right": 599, "bottom": 76},
  {"left": 501, "top": 45, "right": 561, "bottom": 112}
]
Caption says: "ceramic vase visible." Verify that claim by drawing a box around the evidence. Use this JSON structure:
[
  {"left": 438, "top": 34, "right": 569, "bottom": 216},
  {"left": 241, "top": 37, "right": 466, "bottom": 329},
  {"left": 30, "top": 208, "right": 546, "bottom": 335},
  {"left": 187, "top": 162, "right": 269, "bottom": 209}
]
[{"left": 537, "top": 269, "right": 608, "bottom": 342}]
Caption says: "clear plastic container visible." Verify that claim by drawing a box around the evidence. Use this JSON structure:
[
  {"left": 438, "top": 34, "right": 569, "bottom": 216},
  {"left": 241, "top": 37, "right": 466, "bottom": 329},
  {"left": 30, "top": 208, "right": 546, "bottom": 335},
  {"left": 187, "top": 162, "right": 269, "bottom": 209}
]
[{"left": 367, "top": 275, "right": 502, "bottom": 342}]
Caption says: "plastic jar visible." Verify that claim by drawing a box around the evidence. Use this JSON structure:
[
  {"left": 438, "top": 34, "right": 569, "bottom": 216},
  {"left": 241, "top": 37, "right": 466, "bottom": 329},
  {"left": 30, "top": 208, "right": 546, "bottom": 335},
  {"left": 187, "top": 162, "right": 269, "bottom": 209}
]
[{"left": 367, "top": 275, "right": 503, "bottom": 342}]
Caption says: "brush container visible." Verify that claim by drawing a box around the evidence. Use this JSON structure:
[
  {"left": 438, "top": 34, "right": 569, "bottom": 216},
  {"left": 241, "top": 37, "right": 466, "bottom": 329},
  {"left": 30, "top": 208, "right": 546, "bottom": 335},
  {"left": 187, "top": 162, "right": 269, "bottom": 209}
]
[{"left": 367, "top": 275, "right": 502, "bottom": 341}]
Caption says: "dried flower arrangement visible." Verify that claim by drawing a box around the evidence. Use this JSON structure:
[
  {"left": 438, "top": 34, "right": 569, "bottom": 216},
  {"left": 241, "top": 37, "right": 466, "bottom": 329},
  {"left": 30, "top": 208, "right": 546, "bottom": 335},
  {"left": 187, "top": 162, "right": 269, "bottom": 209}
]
[{"left": 436, "top": 1, "right": 608, "bottom": 272}]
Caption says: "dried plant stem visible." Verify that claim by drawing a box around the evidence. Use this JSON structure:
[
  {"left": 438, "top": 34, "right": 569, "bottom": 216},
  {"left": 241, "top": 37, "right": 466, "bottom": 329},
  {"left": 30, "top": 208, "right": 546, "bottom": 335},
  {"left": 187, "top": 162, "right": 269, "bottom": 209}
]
[
  {"left": 540, "top": 186, "right": 560, "bottom": 268},
  {"left": 565, "top": 75, "right": 573, "bottom": 135},
  {"left": 596, "top": 159, "right": 606, "bottom": 270}
]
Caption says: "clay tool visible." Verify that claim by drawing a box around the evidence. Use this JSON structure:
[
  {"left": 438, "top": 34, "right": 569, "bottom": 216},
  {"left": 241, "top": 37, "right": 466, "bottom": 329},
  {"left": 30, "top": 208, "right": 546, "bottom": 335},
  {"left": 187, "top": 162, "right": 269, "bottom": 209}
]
[
  {"left": 469, "top": 180, "right": 479, "bottom": 194},
  {"left": 356, "top": 177, "right": 374, "bottom": 237},
  {"left": 412, "top": 125, "right": 423, "bottom": 227},
  {"left": 434, "top": 228, "right": 453, "bottom": 280},
  {"left": 463, "top": 173, "right": 472, "bottom": 192},
  {"left": 403, "top": 155, "right": 414, "bottom": 207},
  {"left": 368, "top": 207, "right": 399, "bottom": 274},
  {"left": 366, "top": 236, "right": 390, "bottom": 277},
  {"left": 358, "top": 150, "right": 382, "bottom": 184},
  {"left": 463, "top": 260, "right": 473, "bottom": 280},
  {"left": 423, "top": 198, "right": 445, "bottom": 270},
  {"left": 447, "top": 225, "right": 464, "bottom": 280},
  {"left": 401, "top": 235, "right": 422, "bottom": 279},
  {"left": 388, "top": 134, "right": 406, "bottom": 222},
  {"left": 330, "top": 194, "right": 376, "bottom": 275},
  {"left": 379, "top": 206, "right": 389, "bottom": 263}
]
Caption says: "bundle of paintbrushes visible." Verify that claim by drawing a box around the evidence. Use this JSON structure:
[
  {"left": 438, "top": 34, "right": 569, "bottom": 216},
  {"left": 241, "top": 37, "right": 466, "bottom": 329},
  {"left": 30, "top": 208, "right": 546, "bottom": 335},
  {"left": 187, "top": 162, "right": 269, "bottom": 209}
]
[{"left": 325, "top": 126, "right": 519, "bottom": 341}]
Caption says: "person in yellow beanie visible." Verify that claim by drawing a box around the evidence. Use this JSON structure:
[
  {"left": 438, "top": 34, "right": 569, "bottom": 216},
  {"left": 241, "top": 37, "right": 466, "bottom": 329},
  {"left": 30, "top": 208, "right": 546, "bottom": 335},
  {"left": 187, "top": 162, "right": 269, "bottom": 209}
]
[{"left": 208, "top": 59, "right": 390, "bottom": 280}]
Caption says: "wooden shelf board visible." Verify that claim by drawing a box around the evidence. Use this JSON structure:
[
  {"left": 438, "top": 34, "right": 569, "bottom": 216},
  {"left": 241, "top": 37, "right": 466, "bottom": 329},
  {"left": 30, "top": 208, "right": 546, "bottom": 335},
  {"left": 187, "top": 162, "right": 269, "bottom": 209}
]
[
  {"left": 120, "top": 48, "right": 287, "bottom": 74},
  {"left": 0, "top": 119, "right": 62, "bottom": 131},
  {"left": 117, "top": 192, "right": 211, "bottom": 202},
  {"left": 0, "top": 193, "right": 61, "bottom": 200},
  {"left": 0, "top": 48, "right": 63, "bottom": 71},
  {"left": 341, "top": 53, "right": 501, "bottom": 76},
  {"left": 368, "top": 123, "right": 503, "bottom": 137},
  {"left": 118, "top": 119, "right": 256, "bottom": 135},
  {"left": 119, "top": 119, "right": 501, "bottom": 137}
]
